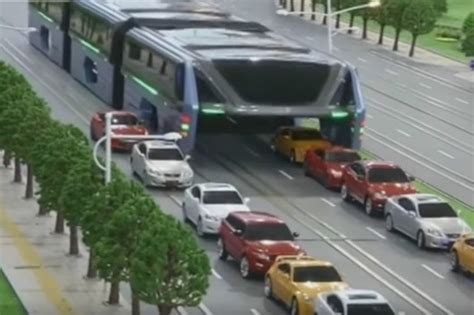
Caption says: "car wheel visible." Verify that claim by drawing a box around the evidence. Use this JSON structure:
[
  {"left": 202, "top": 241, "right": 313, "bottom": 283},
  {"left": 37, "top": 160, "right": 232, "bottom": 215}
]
[
  {"left": 290, "top": 298, "right": 299, "bottom": 315},
  {"left": 417, "top": 230, "right": 426, "bottom": 249},
  {"left": 89, "top": 127, "right": 96, "bottom": 141},
  {"left": 322, "top": 173, "right": 330, "bottom": 189},
  {"left": 450, "top": 250, "right": 460, "bottom": 272},
  {"left": 264, "top": 276, "right": 273, "bottom": 299},
  {"left": 182, "top": 203, "right": 190, "bottom": 223},
  {"left": 364, "top": 197, "right": 374, "bottom": 216},
  {"left": 240, "top": 256, "right": 251, "bottom": 279},
  {"left": 303, "top": 160, "right": 310, "bottom": 177},
  {"left": 289, "top": 149, "right": 296, "bottom": 163},
  {"left": 385, "top": 214, "right": 394, "bottom": 232},
  {"left": 217, "top": 238, "right": 228, "bottom": 261},
  {"left": 341, "top": 184, "right": 351, "bottom": 202},
  {"left": 196, "top": 217, "right": 205, "bottom": 237}
]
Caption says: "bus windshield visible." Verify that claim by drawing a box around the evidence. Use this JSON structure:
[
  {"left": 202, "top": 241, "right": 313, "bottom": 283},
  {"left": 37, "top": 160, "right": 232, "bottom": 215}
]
[{"left": 213, "top": 60, "right": 331, "bottom": 105}]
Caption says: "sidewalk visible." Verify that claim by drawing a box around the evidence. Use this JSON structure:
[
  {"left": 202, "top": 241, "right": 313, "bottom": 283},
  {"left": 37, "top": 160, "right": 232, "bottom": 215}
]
[
  {"left": 279, "top": 0, "right": 474, "bottom": 83},
  {"left": 0, "top": 159, "right": 131, "bottom": 315}
]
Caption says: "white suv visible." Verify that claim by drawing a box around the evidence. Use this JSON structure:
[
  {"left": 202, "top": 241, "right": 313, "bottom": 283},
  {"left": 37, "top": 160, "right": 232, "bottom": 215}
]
[
  {"left": 315, "top": 289, "right": 395, "bottom": 315},
  {"left": 182, "top": 183, "right": 250, "bottom": 236},
  {"left": 130, "top": 140, "right": 193, "bottom": 188}
]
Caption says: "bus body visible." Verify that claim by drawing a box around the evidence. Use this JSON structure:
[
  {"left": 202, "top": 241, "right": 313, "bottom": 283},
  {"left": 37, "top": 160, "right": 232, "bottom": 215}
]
[{"left": 28, "top": 0, "right": 71, "bottom": 71}]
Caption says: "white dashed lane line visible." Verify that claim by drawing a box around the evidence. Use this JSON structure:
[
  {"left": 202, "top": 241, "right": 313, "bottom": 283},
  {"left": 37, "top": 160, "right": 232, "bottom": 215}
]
[
  {"left": 321, "top": 198, "right": 336, "bottom": 207},
  {"left": 177, "top": 307, "right": 189, "bottom": 315},
  {"left": 384, "top": 69, "right": 399, "bottom": 76},
  {"left": 437, "top": 150, "right": 455, "bottom": 160},
  {"left": 278, "top": 170, "right": 294, "bottom": 180},
  {"left": 455, "top": 97, "right": 469, "bottom": 105},
  {"left": 357, "top": 57, "right": 367, "bottom": 63},
  {"left": 199, "top": 303, "right": 213, "bottom": 315},
  {"left": 169, "top": 195, "right": 182, "bottom": 206},
  {"left": 250, "top": 309, "right": 261, "bottom": 315},
  {"left": 245, "top": 147, "right": 261, "bottom": 158},
  {"left": 366, "top": 113, "right": 374, "bottom": 119},
  {"left": 396, "top": 129, "right": 411, "bottom": 138},
  {"left": 421, "top": 264, "right": 445, "bottom": 280},
  {"left": 211, "top": 269, "right": 222, "bottom": 280},
  {"left": 366, "top": 227, "right": 386, "bottom": 240},
  {"left": 419, "top": 82, "right": 432, "bottom": 89}
]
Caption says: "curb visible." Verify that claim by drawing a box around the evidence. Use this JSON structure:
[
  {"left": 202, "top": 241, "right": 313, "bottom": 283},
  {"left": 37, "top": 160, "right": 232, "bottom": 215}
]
[{"left": 0, "top": 268, "right": 29, "bottom": 315}]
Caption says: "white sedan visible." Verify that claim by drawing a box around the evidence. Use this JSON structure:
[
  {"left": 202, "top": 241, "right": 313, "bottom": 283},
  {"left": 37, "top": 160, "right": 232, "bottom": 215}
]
[
  {"left": 182, "top": 183, "right": 250, "bottom": 236},
  {"left": 130, "top": 140, "right": 193, "bottom": 188}
]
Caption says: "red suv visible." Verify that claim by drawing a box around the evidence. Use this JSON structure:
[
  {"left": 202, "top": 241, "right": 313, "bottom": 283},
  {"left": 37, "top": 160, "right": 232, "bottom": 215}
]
[
  {"left": 218, "top": 211, "right": 305, "bottom": 279},
  {"left": 304, "top": 147, "right": 361, "bottom": 189},
  {"left": 341, "top": 161, "right": 416, "bottom": 216},
  {"left": 90, "top": 111, "right": 148, "bottom": 150}
]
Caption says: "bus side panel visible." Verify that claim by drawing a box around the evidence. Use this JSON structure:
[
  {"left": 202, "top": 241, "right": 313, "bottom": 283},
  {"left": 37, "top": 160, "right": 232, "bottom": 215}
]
[
  {"left": 181, "top": 63, "right": 200, "bottom": 154},
  {"left": 349, "top": 66, "right": 365, "bottom": 150},
  {"left": 69, "top": 38, "right": 114, "bottom": 106},
  {"left": 28, "top": 9, "right": 66, "bottom": 69}
]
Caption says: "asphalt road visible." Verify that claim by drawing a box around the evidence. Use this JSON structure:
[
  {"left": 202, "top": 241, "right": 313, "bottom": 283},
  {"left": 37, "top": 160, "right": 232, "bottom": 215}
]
[
  {"left": 202, "top": 0, "right": 474, "bottom": 206},
  {"left": 1, "top": 1, "right": 473, "bottom": 315}
]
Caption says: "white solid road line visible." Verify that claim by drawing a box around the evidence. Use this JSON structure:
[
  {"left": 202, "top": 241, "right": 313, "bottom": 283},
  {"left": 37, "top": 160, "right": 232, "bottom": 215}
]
[
  {"left": 421, "top": 264, "right": 445, "bottom": 280},
  {"left": 245, "top": 147, "right": 261, "bottom": 158},
  {"left": 437, "top": 149, "right": 455, "bottom": 160},
  {"left": 169, "top": 195, "right": 182, "bottom": 206},
  {"left": 366, "top": 113, "right": 374, "bottom": 119},
  {"left": 357, "top": 57, "right": 367, "bottom": 63},
  {"left": 250, "top": 309, "right": 261, "bottom": 315},
  {"left": 366, "top": 227, "right": 386, "bottom": 240},
  {"left": 211, "top": 268, "right": 223, "bottom": 280},
  {"left": 199, "top": 303, "right": 213, "bottom": 315},
  {"left": 226, "top": 116, "right": 237, "bottom": 124},
  {"left": 321, "top": 198, "right": 336, "bottom": 207},
  {"left": 419, "top": 82, "right": 432, "bottom": 89},
  {"left": 278, "top": 170, "right": 294, "bottom": 180},
  {"left": 395, "top": 82, "right": 407, "bottom": 88},
  {"left": 384, "top": 69, "right": 399, "bottom": 76},
  {"left": 396, "top": 129, "right": 411, "bottom": 138},
  {"left": 4, "top": 38, "right": 31, "bottom": 65},
  {"left": 177, "top": 306, "right": 189, "bottom": 315},
  {"left": 455, "top": 97, "right": 469, "bottom": 104}
]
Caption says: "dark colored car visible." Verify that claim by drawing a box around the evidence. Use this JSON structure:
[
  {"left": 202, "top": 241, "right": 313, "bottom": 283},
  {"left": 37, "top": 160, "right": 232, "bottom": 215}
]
[
  {"left": 304, "top": 147, "right": 361, "bottom": 189},
  {"left": 340, "top": 161, "right": 416, "bottom": 216},
  {"left": 218, "top": 211, "right": 305, "bottom": 279},
  {"left": 90, "top": 111, "right": 148, "bottom": 150}
]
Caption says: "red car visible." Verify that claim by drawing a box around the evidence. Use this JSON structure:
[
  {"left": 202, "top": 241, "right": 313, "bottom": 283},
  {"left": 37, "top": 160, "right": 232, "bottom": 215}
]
[
  {"left": 218, "top": 211, "right": 304, "bottom": 279},
  {"left": 304, "top": 147, "right": 361, "bottom": 189},
  {"left": 90, "top": 111, "right": 148, "bottom": 150},
  {"left": 341, "top": 161, "right": 416, "bottom": 216}
]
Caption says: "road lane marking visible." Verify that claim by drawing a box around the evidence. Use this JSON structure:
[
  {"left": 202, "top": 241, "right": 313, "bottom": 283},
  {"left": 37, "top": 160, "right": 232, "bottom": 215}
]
[
  {"left": 321, "top": 198, "right": 336, "bottom": 207},
  {"left": 366, "top": 227, "right": 386, "bottom": 240},
  {"left": 245, "top": 147, "right": 261, "bottom": 158},
  {"left": 421, "top": 264, "right": 445, "bottom": 280},
  {"left": 177, "top": 307, "right": 189, "bottom": 315},
  {"left": 278, "top": 170, "right": 294, "bottom": 180},
  {"left": 366, "top": 113, "right": 374, "bottom": 119},
  {"left": 250, "top": 309, "right": 261, "bottom": 315},
  {"left": 455, "top": 97, "right": 468, "bottom": 104},
  {"left": 3, "top": 38, "right": 32, "bottom": 64},
  {"left": 384, "top": 69, "right": 398, "bottom": 76},
  {"left": 0, "top": 207, "right": 79, "bottom": 315},
  {"left": 357, "top": 57, "right": 367, "bottom": 63},
  {"left": 169, "top": 195, "right": 182, "bottom": 206},
  {"left": 211, "top": 268, "right": 222, "bottom": 280},
  {"left": 199, "top": 303, "right": 213, "bottom": 315},
  {"left": 437, "top": 150, "right": 455, "bottom": 160},
  {"left": 304, "top": 35, "right": 313, "bottom": 40},
  {"left": 395, "top": 82, "right": 407, "bottom": 88},
  {"left": 419, "top": 82, "right": 432, "bottom": 89},
  {"left": 226, "top": 116, "right": 237, "bottom": 125},
  {"left": 396, "top": 129, "right": 411, "bottom": 138}
]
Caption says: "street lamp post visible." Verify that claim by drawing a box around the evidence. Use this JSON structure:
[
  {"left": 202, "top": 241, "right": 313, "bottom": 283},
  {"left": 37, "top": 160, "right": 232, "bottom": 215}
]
[
  {"left": 277, "top": 0, "right": 380, "bottom": 54},
  {"left": 93, "top": 112, "right": 183, "bottom": 185}
]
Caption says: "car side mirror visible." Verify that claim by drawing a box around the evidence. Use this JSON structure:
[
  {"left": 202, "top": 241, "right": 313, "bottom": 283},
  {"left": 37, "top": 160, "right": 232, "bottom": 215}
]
[
  {"left": 185, "top": 155, "right": 191, "bottom": 161},
  {"left": 243, "top": 197, "right": 250, "bottom": 204},
  {"left": 293, "top": 232, "right": 300, "bottom": 238},
  {"left": 456, "top": 209, "right": 461, "bottom": 215},
  {"left": 233, "top": 229, "right": 243, "bottom": 236},
  {"left": 138, "top": 119, "right": 145, "bottom": 125},
  {"left": 283, "top": 273, "right": 290, "bottom": 279},
  {"left": 408, "top": 175, "right": 415, "bottom": 181},
  {"left": 357, "top": 174, "right": 364, "bottom": 181},
  {"left": 408, "top": 211, "right": 416, "bottom": 217}
]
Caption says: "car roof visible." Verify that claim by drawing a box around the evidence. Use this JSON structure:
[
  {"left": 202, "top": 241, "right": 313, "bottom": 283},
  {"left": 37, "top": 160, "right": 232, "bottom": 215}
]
[
  {"left": 325, "top": 146, "right": 358, "bottom": 154},
  {"left": 281, "top": 126, "right": 320, "bottom": 132},
  {"left": 197, "top": 182, "right": 238, "bottom": 191},
  {"left": 230, "top": 211, "right": 284, "bottom": 224},
  {"left": 331, "top": 289, "right": 390, "bottom": 305},
  {"left": 142, "top": 140, "right": 180, "bottom": 149},
  {"left": 99, "top": 111, "right": 136, "bottom": 116},
  {"left": 361, "top": 161, "right": 400, "bottom": 169},
  {"left": 275, "top": 256, "right": 334, "bottom": 267},
  {"left": 400, "top": 193, "right": 446, "bottom": 204}
]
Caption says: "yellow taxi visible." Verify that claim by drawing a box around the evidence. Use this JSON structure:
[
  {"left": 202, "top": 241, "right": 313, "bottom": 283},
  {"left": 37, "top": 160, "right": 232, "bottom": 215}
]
[
  {"left": 450, "top": 232, "right": 474, "bottom": 273},
  {"left": 271, "top": 127, "right": 331, "bottom": 163},
  {"left": 264, "top": 256, "right": 348, "bottom": 315}
]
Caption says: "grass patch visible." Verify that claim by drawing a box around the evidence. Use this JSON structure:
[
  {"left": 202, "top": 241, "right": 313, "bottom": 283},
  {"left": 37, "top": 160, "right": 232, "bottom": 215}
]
[
  {"left": 0, "top": 269, "right": 27, "bottom": 315},
  {"left": 359, "top": 150, "right": 474, "bottom": 228}
]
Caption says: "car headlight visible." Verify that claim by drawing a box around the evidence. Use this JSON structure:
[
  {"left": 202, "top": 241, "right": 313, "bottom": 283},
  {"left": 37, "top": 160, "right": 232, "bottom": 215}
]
[
  {"left": 329, "top": 169, "right": 342, "bottom": 177},
  {"left": 254, "top": 251, "right": 270, "bottom": 261},
  {"left": 426, "top": 227, "right": 443, "bottom": 237},
  {"left": 183, "top": 168, "right": 193, "bottom": 178},
  {"left": 147, "top": 167, "right": 161, "bottom": 176},
  {"left": 203, "top": 213, "right": 219, "bottom": 222},
  {"left": 302, "top": 293, "right": 311, "bottom": 302},
  {"left": 373, "top": 192, "right": 386, "bottom": 200}
]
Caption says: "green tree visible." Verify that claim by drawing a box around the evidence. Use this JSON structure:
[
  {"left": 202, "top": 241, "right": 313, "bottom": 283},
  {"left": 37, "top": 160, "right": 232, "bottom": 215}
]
[
  {"left": 462, "top": 12, "right": 474, "bottom": 34},
  {"left": 431, "top": 0, "right": 447, "bottom": 17},
  {"left": 402, "top": 0, "right": 437, "bottom": 57},
  {"left": 374, "top": 0, "right": 391, "bottom": 44},
  {"left": 386, "top": 0, "right": 410, "bottom": 51},
  {"left": 461, "top": 29, "right": 474, "bottom": 56},
  {"left": 311, "top": 0, "right": 318, "bottom": 21},
  {"left": 131, "top": 214, "right": 211, "bottom": 315}
]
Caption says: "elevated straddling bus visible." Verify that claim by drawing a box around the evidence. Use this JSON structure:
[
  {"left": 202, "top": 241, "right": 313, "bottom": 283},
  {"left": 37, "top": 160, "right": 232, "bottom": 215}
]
[{"left": 28, "top": 0, "right": 366, "bottom": 154}]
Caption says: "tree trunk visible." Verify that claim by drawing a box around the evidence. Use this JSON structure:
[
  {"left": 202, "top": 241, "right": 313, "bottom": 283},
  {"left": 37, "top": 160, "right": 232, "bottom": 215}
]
[
  {"left": 290, "top": 0, "right": 295, "bottom": 11},
  {"left": 3, "top": 150, "right": 11, "bottom": 168},
  {"left": 108, "top": 280, "right": 120, "bottom": 305},
  {"left": 393, "top": 28, "right": 401, "bottom": 51},
  {"left": 362, "top": 18, "right": 368, "bottom": 39},
  {"left": 86, "top": 249, "right": 97, "bottom": 278},
  {"left": 409, "top": 34, "right": 418, "bottom": 57},
  {"left": 300, "top": 0, "right": 305, "bottom": 17},
  {"left": 348, "top": 14, "right": 355, "bottom": 34},
  {"left": 38, "top": 204, "right": 49, "bottom": 216},
  {"left": 54, "top": 211, "right": 65, "bottom": 234},
  {"left": 25, "top": 164, "right": 34, "bottom": 199},
  {"left": 336, "top": 14, "right": 341, "bottom": 29},
  {"left": 69, "top": 224, "right": 79, "bottom": 255},
  {"left": 322, "top": 5, "right": 327, "bottom": 25},
  {"left": 378, "top": 24, "right": 385, "bottom": 44},
  {"left": 131, "top": 287, "right": 140, "bottom": 315},
  {"left": 13, "top": 157, "right": 22, "bottom": 183},
  {"left": 157, "top": 305, "right": 172, "bottom": 315},
  {"left": 311, "top": 2, "right": 316, "bottom": 20}
]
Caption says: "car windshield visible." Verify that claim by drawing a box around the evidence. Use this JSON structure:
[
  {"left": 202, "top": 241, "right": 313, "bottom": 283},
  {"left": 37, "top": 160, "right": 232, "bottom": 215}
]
[
  {"left": 244, "top": 223, "right": 294, "bottom": 241},
  {"left": 418, "top": 203, "right": 457, "bottom": 218},
  {"left": 292, "top": 130, "right": 323, "bottom": 141},
  {"left": 367, "top": 167, "right": 408, "bottom": 183},
  {"left": 203, "top": 191, "right": 243, "bottom": 205},
  {"left": 112, "top": 115, "right": 138, "bottom": 125},
  {"left": 147, "top": 148, "right": 183, "bottom": 161},
  {"left": 293, "top": 266, "right": 342, "bottom": 282},
  {"left": 325, "top": 152, "right": 361, "bottom": 163},
  {"left": 347, "top": 303, "right": 395, "bottom": 315}
]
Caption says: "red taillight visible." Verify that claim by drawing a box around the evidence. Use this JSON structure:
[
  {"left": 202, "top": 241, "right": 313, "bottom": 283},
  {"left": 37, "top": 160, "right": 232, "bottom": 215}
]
[{"left": 181, "top": 114, "right": 192, "bottom": 124}]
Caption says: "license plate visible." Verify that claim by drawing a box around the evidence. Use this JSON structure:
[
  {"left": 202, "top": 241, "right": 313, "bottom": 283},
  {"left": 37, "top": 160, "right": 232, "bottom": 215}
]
[{"left": 166, "top": 181, "right": 179, "bottom": 186}]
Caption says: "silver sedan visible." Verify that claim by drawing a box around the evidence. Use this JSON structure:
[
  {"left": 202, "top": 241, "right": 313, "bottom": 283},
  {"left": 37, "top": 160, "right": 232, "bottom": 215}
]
[{"left": 384, "top": 194, "right": 471, "bottom": 249}]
